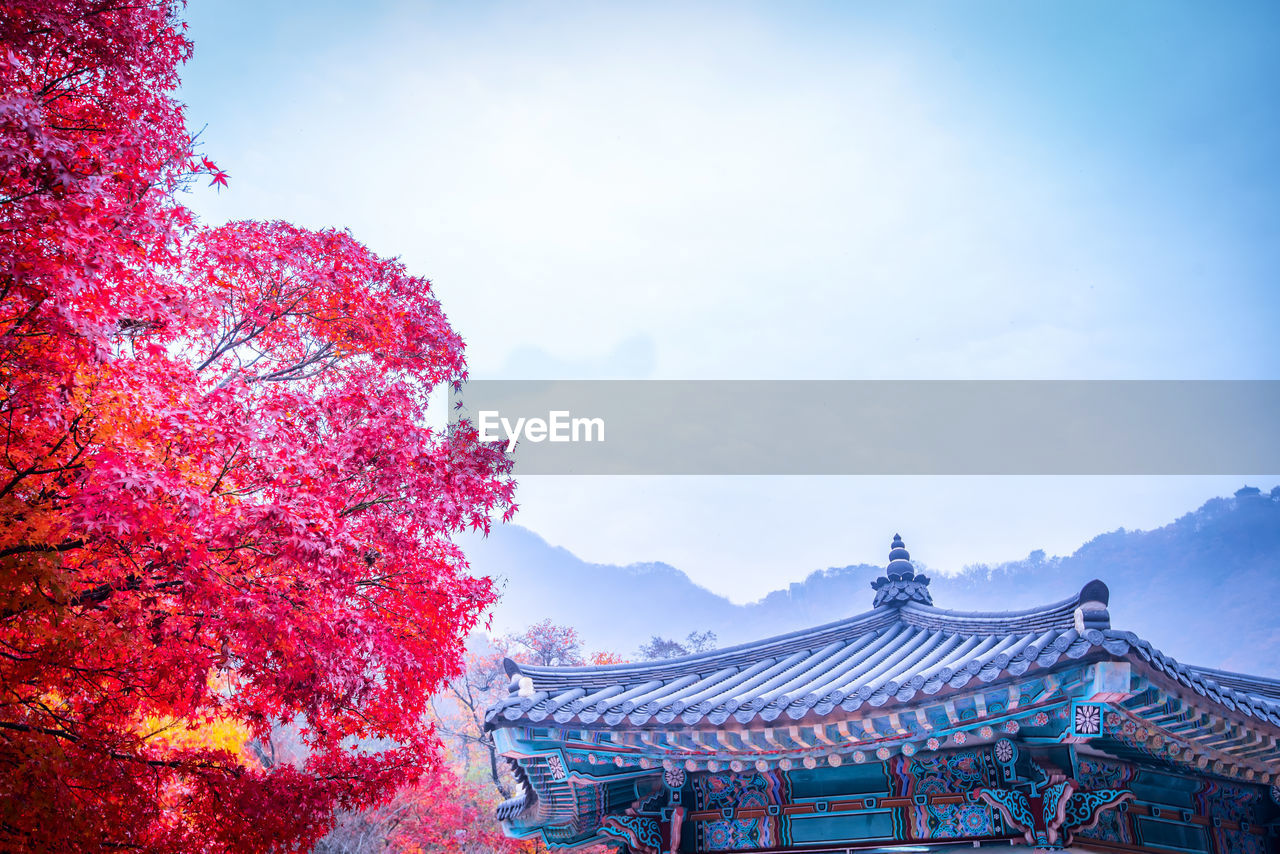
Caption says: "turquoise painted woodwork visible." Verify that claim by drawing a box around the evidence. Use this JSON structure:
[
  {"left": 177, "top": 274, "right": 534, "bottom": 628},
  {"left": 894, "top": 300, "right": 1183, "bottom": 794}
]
[{"left": 487, "top": 536, "right": 1280, "bottom": 852}]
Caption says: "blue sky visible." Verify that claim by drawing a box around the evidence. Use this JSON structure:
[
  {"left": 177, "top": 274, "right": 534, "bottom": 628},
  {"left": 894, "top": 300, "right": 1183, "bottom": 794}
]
[{"left": 179, "top": 2, "right": 1279, "bottom": 601}]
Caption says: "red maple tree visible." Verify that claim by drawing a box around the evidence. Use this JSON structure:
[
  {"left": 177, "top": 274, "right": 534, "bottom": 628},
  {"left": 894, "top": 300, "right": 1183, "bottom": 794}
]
[
  {"left": 0, "top": 2, "right": 515, "bottom": 851},
  {"left": 504, "top": 619, "right": 584, "bottom": 666},
  {"left": 320, "top": 766, "right": 525, "bottom": 854}
]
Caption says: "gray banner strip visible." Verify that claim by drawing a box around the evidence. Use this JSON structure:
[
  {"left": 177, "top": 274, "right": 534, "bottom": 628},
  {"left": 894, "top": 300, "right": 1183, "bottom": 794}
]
[{"left": 447, "top": 381, "right": 1280, "bottom": 475}]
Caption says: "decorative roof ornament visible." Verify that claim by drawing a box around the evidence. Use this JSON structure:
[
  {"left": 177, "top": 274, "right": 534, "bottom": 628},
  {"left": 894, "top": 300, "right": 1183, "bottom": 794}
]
[
  {"left": 1074, "top": 578, "right": 1111, "bottom": 631},
  {"left": 870, "top": 533, "right": 933, "bottom": 607}
]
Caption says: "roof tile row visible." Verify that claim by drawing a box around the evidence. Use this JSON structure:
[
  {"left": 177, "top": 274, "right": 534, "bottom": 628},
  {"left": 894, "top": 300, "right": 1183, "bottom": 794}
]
[{"left": 487, "top": 585, "right": 1280, "bottom": 730}]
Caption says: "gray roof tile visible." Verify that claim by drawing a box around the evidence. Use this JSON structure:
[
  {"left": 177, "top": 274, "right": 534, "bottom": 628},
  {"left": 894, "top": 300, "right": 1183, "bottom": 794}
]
[{"left": 487, "top": 579, "right": 1280, "bottom": 730}]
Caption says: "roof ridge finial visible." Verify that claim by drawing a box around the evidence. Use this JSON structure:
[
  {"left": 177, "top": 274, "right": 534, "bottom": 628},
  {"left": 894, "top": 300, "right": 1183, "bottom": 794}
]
[
  {"left": 870, "top": 532, "right": 933, "bottom": 608},
  {"left": 1074, "top": 579, "right": 1111, "bottom": 632}
]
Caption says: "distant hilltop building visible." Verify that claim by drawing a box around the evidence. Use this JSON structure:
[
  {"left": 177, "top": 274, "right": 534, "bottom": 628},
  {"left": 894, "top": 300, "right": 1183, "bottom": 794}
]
[{"left": 485, "top": 534, "right": 1280, "bottom": 854}]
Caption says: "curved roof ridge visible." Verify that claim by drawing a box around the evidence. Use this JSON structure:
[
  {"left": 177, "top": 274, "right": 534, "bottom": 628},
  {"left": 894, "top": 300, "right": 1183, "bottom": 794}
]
[
  {"left": 900, "top": 591, "right": 1081, "bottom": 621},
  {"left": 1182, "top": 664, "right": 1280, "bottom": 702},
  {"left": 516, "top": 605, "right": 901, "bottom": 681},
  {"left": 897, "top": 592, "right": 1082, "bottom": 633},
  {"left": 512, "top": 584, "right": 1095, "bottom": 692}
]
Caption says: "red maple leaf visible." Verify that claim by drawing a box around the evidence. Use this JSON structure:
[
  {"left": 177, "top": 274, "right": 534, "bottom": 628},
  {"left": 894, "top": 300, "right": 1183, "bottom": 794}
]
[{"left": 0, "top": 2, "right": 517, "bottom": 850}]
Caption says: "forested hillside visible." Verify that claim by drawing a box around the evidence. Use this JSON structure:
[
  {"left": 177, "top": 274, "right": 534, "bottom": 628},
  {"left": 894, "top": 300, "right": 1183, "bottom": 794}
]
[{"left": 466, "top": 486, "right": 1280, "bottom": 676}]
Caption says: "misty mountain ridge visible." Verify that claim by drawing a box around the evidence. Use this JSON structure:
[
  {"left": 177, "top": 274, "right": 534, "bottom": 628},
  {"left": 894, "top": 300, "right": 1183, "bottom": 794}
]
[{"left": 464, "top": 486, "right": 1280, "bottom": 677}]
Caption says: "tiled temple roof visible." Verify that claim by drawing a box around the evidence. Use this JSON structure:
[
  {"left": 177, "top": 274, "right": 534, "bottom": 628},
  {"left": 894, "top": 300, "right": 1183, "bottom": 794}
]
[
  {"left": 486, "top": 536, "right": 1280, "bottom": 732},
  {"left": 1126, "top": 640, "right": 1280, "bottom": 722}
]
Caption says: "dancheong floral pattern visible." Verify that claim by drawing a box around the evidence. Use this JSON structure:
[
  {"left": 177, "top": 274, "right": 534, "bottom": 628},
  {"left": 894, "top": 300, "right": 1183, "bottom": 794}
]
[
  {"left": 701, "top": 817, "right": 777, "bottom": 851},
  {"left": 1197, "top": 780, "right": 1260, "bottom": 825},
  {"left": 894, "top": 751, "right": 989, "bottom": 797},
  {"left": 1072, "top": 801, "right": 1131, "bottom": 846},
  {"left": 1073, "top": 703, "right": 1102, "bottom": 736},
  {"left": 1072, "top": 754, "right": 1137, "bottom": 845},
  {"left": 588, "top": 741, "right": 1254, "bottom": 853},
  {"left": 1064, "top": 789, "right": 1135, "bottom": 847},
  {"left": 692, "top": 771, "right": 786, "bottom": 813},
  {"left": 599, "top": 815, "right": 661, "bottom": 853},
  {"left": 544, "top": 753, "right": 566, "bottom": 781},
  {"left": 1075, "top": 757, "right": 1131, "bottom": 791},
  {"left": 691, "top": 772, "right": 786, "bottom": 852},
  {"left": 911, "top": 803, "right": 995, "bottom": 839}
]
